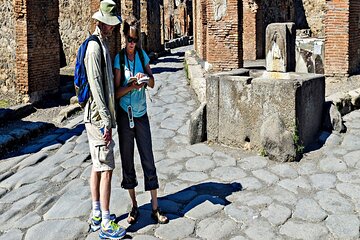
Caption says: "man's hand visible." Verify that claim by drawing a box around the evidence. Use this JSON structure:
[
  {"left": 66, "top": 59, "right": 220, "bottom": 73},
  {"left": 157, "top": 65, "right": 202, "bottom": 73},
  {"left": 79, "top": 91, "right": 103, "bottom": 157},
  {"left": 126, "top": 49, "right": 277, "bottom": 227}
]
[{"left": 103, "top": 128, "right": 112, "bottom": 146}]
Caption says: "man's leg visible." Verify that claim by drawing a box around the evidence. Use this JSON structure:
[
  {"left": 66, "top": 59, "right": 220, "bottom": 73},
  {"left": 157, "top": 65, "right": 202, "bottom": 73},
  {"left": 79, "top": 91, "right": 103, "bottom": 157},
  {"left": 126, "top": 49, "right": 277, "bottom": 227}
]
[
  {"left": 90, "top": 169, "right": 101, "bottom": 217},
  {"left": 100, "top": 170, "right": 112, "bottom": 227}
]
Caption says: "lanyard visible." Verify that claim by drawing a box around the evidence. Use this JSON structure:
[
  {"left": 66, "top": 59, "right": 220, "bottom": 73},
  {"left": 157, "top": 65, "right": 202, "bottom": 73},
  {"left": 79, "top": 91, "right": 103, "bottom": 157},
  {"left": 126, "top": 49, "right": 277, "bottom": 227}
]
[{"left": 125, "top": 52, "right": 136, "bottom": 77}]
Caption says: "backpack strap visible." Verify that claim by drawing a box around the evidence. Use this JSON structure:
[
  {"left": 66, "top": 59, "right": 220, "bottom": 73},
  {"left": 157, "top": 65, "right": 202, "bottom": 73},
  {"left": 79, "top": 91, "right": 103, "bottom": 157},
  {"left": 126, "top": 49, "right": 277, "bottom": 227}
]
[
  {"left": 87, "top": 35, "right": 106, "bottom": 99},
  {"left": 119, "top": 48, "right": 126, "bottom": 87}
]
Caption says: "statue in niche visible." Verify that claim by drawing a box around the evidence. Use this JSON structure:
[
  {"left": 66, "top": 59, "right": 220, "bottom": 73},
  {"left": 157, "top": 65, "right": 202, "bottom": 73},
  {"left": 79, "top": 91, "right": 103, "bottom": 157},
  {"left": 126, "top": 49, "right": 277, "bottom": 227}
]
[
  {"left": 212, "top": 0, "right": 227, "bottom": 21},
  {"left": 266, "top": 31, "right": 285, "bottom": 72}
]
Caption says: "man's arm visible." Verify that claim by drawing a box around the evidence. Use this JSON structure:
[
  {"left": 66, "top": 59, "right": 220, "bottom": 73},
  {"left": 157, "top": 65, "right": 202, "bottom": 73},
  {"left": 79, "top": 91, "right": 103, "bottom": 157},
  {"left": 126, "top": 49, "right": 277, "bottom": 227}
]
[{"left": 85, "top": 41, "right": 111, "bottom": 130}]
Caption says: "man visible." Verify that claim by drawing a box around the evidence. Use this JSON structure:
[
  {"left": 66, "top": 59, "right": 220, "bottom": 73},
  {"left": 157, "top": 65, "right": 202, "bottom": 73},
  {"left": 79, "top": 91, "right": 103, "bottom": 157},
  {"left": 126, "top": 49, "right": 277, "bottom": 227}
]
[{"left": 84, "top": 0, "right": 125, "bottom": 239}]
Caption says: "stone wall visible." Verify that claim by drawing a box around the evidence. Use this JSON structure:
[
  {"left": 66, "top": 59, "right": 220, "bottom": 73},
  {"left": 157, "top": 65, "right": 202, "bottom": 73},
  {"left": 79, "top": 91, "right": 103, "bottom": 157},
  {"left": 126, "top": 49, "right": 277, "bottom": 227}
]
[
  {"left": 0, "top": 0, "right": 16, "bottom": 92},
  {"left": 140, "top": 0, "right": 162, "bottom": 53},
  {"left": 299, "top": 0, "right": 326, "bottom": 37},
  {"left": 59, "top": 0, "right": 92, "bottom": 66}
]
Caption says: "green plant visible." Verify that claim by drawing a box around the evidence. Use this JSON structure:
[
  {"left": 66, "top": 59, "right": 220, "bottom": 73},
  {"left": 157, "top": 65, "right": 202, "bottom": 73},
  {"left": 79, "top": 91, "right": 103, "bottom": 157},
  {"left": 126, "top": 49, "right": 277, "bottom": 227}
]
[
  {"left": 293, "top": 121, "right": 304, "bottom": 154},
  {"left": 259, "top": 148, "right": 268, "bottom": 157},
  {"left": 0, "top": 100, "right": 9, "bottom": 108},
  {"left": 183, "top": 62, "right": 190, "bottom": 84}
]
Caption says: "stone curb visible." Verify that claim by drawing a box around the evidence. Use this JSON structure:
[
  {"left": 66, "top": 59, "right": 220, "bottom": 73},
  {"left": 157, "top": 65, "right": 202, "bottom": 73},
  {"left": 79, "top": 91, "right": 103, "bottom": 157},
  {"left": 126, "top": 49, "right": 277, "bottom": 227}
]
[
  {"left": 0, "top": 103, "right": 35, "bottom": 125},
  {"left": 0, "top": 121, "right": 55, "bottom": 157}
]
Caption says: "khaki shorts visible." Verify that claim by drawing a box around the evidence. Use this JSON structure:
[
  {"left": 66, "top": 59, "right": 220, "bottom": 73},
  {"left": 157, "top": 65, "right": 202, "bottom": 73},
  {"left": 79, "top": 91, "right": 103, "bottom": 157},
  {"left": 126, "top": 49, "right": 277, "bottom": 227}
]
[{"left": 85, "top": 123, "right": 115, "bottom": 171}]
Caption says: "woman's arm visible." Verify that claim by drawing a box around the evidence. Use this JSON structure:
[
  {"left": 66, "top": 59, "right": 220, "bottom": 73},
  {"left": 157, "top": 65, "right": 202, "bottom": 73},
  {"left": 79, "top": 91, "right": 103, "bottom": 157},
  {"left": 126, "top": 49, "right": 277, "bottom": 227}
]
[{"left": 114, "top": 68, "right": 143, "bottom": 99}]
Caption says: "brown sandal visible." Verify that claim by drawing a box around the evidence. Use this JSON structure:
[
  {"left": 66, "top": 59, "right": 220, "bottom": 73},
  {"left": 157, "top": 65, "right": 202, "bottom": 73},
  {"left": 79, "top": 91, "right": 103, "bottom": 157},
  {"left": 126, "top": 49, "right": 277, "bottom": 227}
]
[
  {"left": 127, "top": 206, "right": 139, "bottom": 224},
  {"left": 151, "top": 208, "right": 169, "bottom": 224}
]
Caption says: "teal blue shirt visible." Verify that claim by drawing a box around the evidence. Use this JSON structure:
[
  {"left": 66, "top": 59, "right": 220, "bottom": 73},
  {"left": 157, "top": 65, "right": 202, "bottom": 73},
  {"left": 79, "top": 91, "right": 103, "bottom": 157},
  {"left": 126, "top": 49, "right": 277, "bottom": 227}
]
[{"left": 114, "top": 49, "right": 150, "bottom": 117}]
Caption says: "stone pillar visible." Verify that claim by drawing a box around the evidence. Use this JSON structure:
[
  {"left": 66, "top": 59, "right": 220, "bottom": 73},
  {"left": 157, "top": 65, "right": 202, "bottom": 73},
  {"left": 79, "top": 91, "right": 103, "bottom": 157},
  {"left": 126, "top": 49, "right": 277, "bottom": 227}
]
[
  {"left": 193, "top": 0, "right": 207, "bottom": 60},
  {"left": 206, "top": 0, "right": 243, "bottom": 71},
  {"left": 265, "top": 23, "right": 296, "bottom": 73},
  {"left": 243, "top": 0, "right": 258, "bottom": 60},
  {"left": 14, "top": 0, "right": 60, "bottom": 102},
  {"left": 349, "top": 0, "right": 360, "bottom": 75},
  {"left": 140, "top": 0, "right": 162, "bottom": 53},
  {"left": 325, "top": 0, "right": 350, "bottom": 77}
]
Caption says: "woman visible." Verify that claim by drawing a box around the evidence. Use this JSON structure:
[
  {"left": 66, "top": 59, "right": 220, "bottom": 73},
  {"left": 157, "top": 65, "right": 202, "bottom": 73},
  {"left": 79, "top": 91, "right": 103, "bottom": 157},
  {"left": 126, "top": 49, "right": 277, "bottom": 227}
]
[{"left": 113, "top": 15, "right": 168, "bottom": 225}]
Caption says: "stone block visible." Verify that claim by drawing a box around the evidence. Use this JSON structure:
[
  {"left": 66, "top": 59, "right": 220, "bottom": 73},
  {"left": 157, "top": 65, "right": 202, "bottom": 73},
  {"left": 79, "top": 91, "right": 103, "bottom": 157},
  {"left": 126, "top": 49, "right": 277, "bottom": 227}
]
[
  {"left": 266, "top": 23, "right": 296, "bottom": 72},
  {"left": 206, "top": 71, "right": 325, "bottom": 161},
  {"left": 206, "top": 74, "right": 220, "bottom": 143},
  {"left": 189, "top": 102, "right": 207, "bottom": 145}
]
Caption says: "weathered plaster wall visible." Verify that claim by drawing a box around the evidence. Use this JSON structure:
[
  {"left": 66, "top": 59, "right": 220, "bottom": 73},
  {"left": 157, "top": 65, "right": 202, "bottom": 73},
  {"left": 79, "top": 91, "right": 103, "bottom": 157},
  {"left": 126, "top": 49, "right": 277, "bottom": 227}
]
[{"left": 0, "top": 0, "right": 16, "bottom": 92}]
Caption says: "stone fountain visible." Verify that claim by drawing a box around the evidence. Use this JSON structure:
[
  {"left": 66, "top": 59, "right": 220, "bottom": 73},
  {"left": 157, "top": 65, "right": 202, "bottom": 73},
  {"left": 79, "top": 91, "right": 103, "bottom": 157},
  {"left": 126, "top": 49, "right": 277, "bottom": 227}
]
[{"left": 206, "top": 23, "right": 325, "bottom": 161}]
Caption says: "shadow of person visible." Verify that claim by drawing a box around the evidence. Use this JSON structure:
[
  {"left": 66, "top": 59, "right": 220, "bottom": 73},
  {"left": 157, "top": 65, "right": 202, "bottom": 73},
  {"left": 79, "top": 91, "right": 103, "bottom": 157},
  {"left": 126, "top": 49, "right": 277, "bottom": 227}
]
[{"left": 116, "top": 181, "right": 242, "bottom": 233}]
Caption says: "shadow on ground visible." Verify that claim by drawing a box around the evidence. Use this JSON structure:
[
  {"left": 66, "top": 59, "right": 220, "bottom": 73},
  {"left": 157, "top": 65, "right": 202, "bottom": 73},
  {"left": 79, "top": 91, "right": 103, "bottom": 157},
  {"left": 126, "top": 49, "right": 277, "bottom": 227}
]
[
  {"left": 151, "top": 67, "right": 184, "bottom": 74},
  {"left": 115, "top": 182, "right": 242, "bottom": 234},
  {"left": 2, "top": 124, "right": 85, "bottom": 160}
]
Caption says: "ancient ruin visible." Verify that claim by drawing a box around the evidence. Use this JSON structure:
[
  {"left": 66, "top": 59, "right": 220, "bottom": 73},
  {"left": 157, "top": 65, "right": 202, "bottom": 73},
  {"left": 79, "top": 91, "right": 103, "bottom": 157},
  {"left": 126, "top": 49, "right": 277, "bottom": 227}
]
[{"left": 0, "top": 0, "right": 192, "bottom": 103}]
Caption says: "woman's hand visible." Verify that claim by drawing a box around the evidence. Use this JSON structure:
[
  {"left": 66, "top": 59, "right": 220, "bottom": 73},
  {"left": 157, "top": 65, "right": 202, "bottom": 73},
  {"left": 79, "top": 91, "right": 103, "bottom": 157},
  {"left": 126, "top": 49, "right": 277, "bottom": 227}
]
[
  {"left": 131, "top": 80, "right": 145, "bottom": 90},
  {"left": 135, "top": 72, "right": 147, "bottom": 79}
]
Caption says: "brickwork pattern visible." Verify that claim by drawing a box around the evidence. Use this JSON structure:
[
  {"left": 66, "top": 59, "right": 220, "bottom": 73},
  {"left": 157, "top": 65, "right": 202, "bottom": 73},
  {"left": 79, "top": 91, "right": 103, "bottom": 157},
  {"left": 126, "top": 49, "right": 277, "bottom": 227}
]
[
  {"left": 206, "top": 0, "right": 243, "bottom": 71},
  {"left": 193, "top": 0, "right": 208, "bottom": 60},
  {"left": 243, "top": 0, "right": 258, "bottom": 60},
  {"left": 325, "top": 0, "right": 350, "bottom": 77},
  {"left": 0, "top": 0, "right": 16, "bottom": 92}
]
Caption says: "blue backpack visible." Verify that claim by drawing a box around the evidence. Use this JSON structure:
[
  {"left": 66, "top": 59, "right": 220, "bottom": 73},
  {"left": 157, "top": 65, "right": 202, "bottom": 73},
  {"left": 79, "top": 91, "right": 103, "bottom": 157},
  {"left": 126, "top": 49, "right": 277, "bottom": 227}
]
[{"left": 74, "top": 35, "right": 105, "bottom": 108}]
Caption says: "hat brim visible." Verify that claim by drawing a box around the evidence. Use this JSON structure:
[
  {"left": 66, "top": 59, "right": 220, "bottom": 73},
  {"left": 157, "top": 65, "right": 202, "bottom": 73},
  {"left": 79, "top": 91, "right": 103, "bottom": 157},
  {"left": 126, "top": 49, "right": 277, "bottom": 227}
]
[{"left": 92, "top": 11, "right": 121, "bottom": 26}]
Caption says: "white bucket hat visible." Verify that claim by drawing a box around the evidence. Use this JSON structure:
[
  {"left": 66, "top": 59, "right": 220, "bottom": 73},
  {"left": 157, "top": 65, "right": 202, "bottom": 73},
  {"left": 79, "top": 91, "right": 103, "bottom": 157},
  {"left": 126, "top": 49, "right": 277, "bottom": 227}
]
[{"left": 92, "top": 0, "right": 122, "bottom": 26}]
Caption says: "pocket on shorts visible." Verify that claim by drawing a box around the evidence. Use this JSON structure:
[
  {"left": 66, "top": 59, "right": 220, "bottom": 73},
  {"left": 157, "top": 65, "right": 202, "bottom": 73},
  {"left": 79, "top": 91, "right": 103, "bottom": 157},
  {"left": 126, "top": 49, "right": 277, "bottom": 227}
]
[{"left": 96, "top": 145, "right": 109, "bottom": 163}]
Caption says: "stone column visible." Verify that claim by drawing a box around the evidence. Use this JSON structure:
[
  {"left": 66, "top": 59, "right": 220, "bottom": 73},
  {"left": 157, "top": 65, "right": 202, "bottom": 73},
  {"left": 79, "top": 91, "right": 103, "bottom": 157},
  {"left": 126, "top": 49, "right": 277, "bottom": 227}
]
[
  {"left": 206, "top": 0, "right": 243, "bottom": 71},
  {"left": 243, "top": 0, "right": 258, "bottom": 60},
  {"left": 349, "top": 0, "right": 360, "bottom": 75},
  {"left": 140, "top": 0, "right": 162, "bottom": 53},
  {"left": 14, "top": 0, "right": 60, "bottom": 102},
  {"left": 325, "top": 0, "right": 350, "bottom": 77},
  {"left": 193, "top": 0, "right": 207, "bottom": 60}
]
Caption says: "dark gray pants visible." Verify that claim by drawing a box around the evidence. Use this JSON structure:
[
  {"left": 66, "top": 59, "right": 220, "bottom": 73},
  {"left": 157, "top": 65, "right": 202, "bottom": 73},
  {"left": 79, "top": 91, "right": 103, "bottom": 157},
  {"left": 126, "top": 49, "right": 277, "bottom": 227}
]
[{"left": 116, "top": 108, "right": 159, "bottom": 191}]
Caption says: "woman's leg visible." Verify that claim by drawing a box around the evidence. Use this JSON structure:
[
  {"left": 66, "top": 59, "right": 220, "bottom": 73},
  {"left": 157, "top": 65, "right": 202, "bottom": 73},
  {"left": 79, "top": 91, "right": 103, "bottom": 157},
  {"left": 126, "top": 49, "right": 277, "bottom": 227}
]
[
  {"left": 117, "top": 108, "right": 138, "bottom": 190},
  {"left": 134, "top": 114, "right": 159, "bottom": 191}
]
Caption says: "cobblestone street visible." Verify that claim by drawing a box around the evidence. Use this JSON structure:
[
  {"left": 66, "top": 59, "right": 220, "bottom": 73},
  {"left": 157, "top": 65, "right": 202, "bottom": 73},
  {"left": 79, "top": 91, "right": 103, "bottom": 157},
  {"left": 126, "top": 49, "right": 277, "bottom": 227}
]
[{"left": 0, "top": 45, "right": 360, "bottom": 240}]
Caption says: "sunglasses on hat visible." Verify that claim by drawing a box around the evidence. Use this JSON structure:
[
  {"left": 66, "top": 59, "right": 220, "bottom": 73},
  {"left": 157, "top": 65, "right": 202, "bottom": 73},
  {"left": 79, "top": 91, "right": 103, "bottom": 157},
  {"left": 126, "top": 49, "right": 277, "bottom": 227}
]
[{"left": 127, "top": 36, "right": 139, "bottom": 43}]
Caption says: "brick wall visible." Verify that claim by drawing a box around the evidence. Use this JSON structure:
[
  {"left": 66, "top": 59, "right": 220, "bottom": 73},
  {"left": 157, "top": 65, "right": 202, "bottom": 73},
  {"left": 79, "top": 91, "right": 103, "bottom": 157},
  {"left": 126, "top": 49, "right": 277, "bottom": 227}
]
[
  {"left": 349, "top": 0, "right": 360, "bottom": 74},
  {"left": 193, "top": 0, "right": 207, "bottom": 60},
  {"left": 206, "top": 0, "right": 243, "bottom": 71},
  {"left": 0, "top": 0, "right": 16, "bottom": 92},
  {"left": 325, "top": 0, "right": 350, "bottom": 77},
  {"left": 243, "top": 0, "right": 258, "bottom": 60},
  {"left": 15, "top": 0, "right": 60, "bottom": 101}
]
